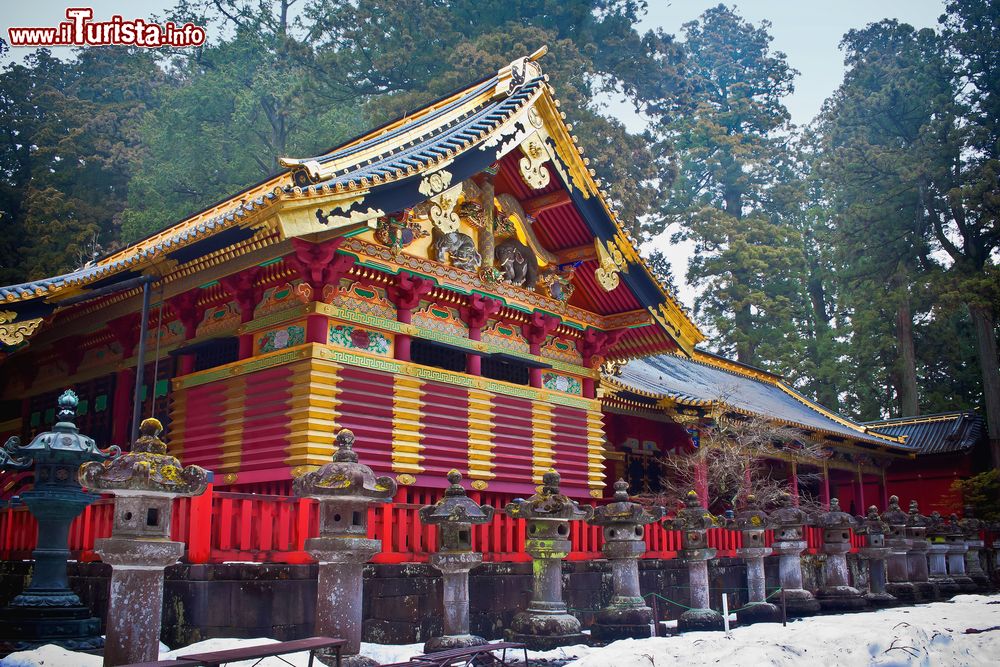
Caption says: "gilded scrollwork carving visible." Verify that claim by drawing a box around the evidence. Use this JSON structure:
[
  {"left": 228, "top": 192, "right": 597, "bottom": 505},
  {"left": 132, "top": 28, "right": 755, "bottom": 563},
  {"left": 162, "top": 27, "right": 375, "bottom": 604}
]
[
  {"left": 374, "top": 216, "right": 429, "bottom": 256},
  {"left": 418, "top": 167, "right": 454, "bottom": 197},
  {"left": 0, "top": 316, "right": 43, "bottom": 346},
  {"left": 594, "top": 238, "right": 622, "bottom": 291},
  {"left": 518, "top": 134, "right": 551, "bottom": 190}
]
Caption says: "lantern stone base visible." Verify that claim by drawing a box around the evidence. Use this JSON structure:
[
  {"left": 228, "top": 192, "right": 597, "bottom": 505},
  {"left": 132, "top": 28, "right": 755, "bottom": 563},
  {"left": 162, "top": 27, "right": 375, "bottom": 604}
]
[
  {"left": 885, "top": 581, "right": 920, "bottom": 602},
  {"left": 926, "top": 577, "right": 959, "bottom": 599},
  {"left": 735, "top": 601, "right": 781, "bottom": 625},
  {"left": 423, "top": 633, "right": 488, "bottom": 653},
  {"left": 953, "top": 576, "right": 978, "bottom": 594},
  {"left": 817, "top": 585, "right": 867, "bottom": 612},
  {"left": 911, "top": 581, "right": 938, "bottom": 601},
  {"left": 864, "top": 590, "right": 898, "bottom": 607},
  {"left": 592, "top": 605, "right": 654, "bottom": 640},
  {"left": 0, "top": 599, "right": 103, "bottom": 655},
  {"left": 677, "top": 607, "right": 724, "bottom": 633},
  {"left": 969, "top": 572, "right": 991, "bottom": 592},
  {"left": 319, "top": 651, "right": 377, "bottom": 667},
  {"left": 506, "top": 610, "right": 587, "bottom": 650},
  {"left": 781, "top": 588, "right": 820, "bottom": 617}
]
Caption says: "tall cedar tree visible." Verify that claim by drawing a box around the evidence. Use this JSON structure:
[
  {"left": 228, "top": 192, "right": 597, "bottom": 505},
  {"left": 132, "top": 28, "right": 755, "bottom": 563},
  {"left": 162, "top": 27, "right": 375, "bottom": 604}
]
[
  {"left": 0, "top": 48, "right": 162, "bottom": 281},
  {"left": 651, "top": 5, "right": 804, "bottom": 368},
  {"left": 816, "top": 21, "right": 945, "bottom": 418}
]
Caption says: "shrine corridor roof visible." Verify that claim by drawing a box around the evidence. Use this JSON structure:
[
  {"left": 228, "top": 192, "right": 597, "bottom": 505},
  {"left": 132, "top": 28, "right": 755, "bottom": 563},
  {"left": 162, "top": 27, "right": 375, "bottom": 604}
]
[
  {"left": 610, "top": 352, "right": 916, "bottom": 450},
  {"left": 865, "top": 413, "right": 985, "bottom": 455}
]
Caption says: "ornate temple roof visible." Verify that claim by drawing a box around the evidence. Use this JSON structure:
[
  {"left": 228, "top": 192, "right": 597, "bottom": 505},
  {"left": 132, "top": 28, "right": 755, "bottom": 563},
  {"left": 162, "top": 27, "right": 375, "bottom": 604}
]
[
  {"left": 606, "top": 351, "right": 915, "bottom": 451},
  {"left": 0, "top": 49, "right": 702, "bottom": 358},
  {"left": 865, "top": 412, "right": 985, "bottom": 455}
]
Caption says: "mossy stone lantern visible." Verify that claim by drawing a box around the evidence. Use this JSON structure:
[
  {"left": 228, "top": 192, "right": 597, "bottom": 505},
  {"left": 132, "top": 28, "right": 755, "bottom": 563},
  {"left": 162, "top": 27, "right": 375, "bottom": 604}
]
[
  {"left": 904, "top": 500, "right": 936, "bottom": 601},
  {"left": 957, "top": 506, "right": 990, "bottom": 591},
  {"left": 769, "top": 492, "right": 820, "bottom": 616},
  {"left": 926, "top": 511, "right": 960, "bottom": 597},
  {"left": 662, "top": 491, "right": 724, "bottom": 632},
  {"left": 0, "top": 390, "right": 119, "bottom": 655},
  {"left": 816, "top": 499, "right": 866, "bottom": 611},
  {"left": 588, "top": 479, "right": 662, "bottom": 640},
  {"left": 79, "top": 417, "right": 209, "bottom": 667},
  {"left": 418, "top": 470, "right": 495, "bottom": 653},
  {"left": 855, "top": 506, "right": 895, "bottom": 607},
  {"left": 504, "top": 470, "right": 593, "bottom": 651},
  {"left": 881, "top": 495, "right": 917, "bottom": 602},
  {"left": 293, "top": 429, "right": 396, "bottom": 667},
  {"left": 731, "top": 496, "right": 780, "bottom": 624},
  {"left": 943, "top": 513, "right": 977, "bottom": 593}
]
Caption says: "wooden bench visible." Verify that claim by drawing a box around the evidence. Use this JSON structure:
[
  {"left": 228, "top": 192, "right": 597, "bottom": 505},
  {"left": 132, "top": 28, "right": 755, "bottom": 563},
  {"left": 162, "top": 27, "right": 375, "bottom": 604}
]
[
  {"left": 174, "top": 636, "right": 345, "bottom": 667},
  {"left": 407, "top": 642, "right": 529, "bottom": 667},
  {"left": 121, "top": 660, "right": 202, "bottom": 667}
]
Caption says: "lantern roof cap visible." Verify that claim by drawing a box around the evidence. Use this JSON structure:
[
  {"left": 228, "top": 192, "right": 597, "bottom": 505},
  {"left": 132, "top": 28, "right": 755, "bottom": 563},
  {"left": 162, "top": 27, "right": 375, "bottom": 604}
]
[
  {"left": 504, "top": 470, "right": 593, "bottom": 522},
  {"left": 293, "top": 429, "right": 396, "bottom": 502},
  {"left": 590, "top": 479, "right": 662, "bottom": 527},
  {"left": 419, "top": 470, "right": 494, "bottom": 525}
]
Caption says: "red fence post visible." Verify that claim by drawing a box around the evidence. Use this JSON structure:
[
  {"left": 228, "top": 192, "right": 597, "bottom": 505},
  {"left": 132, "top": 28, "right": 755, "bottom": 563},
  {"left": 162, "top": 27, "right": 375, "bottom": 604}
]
[{"left": 187, "top": 482, "right": 213, "bottom": 563}]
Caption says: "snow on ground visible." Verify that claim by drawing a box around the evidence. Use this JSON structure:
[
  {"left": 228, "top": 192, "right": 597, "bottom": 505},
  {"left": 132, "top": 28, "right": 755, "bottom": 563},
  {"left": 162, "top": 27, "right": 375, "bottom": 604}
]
[
  {"left": 2, "top": 595, "right": 999, "bottom": 667},
  {"left": 564, "top": 595, "right": 1000, "bottom": 667}
]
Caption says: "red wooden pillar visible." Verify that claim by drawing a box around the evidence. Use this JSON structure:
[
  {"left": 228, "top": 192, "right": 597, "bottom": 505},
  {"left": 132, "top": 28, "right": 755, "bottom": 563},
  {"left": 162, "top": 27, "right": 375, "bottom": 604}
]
[
  {"left": 388, "top": 272, "right": 433, "bottom": 364},
  {"left": 820, "top": 465, "right": 831, "bottom": 510},
  {"left": 460, "top": 295, "right": 500, "bottom": 377},
  {"left": 694, "top": 460, "right": 709, "bottom": 507},
  {"left": 220, "top": 267, "right": 263, "bottom": 360},
  {"left": 110, "top": 368, "right": 135, "bottom": 447},
  {"left": 522, "top": 311, "right": 561, "bottom": 389},
  {"left": 306, "top": 315, "right": 328, "bottom": 344},
  {"left": 789, "top": 460, "right": 799, "bottom": 507},
  {"left": 854, "top": 469, "right": 866, "bottom": 514},
  {"left": 582, "top": 377, "right": 595, "bottom": 399},
  {"left": 880, "top": 470, "right": 890, "bottom": 510}
]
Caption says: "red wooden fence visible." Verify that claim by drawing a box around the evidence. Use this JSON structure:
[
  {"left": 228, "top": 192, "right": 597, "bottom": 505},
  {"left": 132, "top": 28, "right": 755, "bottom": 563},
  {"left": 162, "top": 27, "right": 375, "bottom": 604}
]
[{"left": 0, "top": 485, "right": 856, "bottom": 565}]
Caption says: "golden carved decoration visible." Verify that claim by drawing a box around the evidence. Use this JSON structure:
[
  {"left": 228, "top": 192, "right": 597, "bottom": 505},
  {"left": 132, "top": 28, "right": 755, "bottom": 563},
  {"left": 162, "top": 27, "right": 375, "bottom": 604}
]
[
  {"left": 424, "top": 185, "right": 463, "bottom": 235},
  {"left": 222, "top": 473, "right": 239, "bottom": 485},
  {"left": 589, "top": 489, "right": 603, "bottom": 498},
  {"left": 0, "top": 311, "right": 17, "bottom": 324},
  {"left": 397, "top": 473, "right": 416, "bottom": 486},
  {"left": 494, "top": 46, "right": 547, "bottom": 98},
  {"left": 594, "top": 239, "right": 621, "bottom": 292},
  {"left": 518, "top": 134, "right": 551, "bottom": 190},
  {"left": 0, "top": 316, "right": 42, "bottom": 346},
  {"left": 471, "top": 479, "right": 489, "bottom": 491},
  {"left": 418, "top": 167, "right": 454, "bottom": 197},
  {"left": 527, "top": 106, "right": 544, "bottom": 129}
]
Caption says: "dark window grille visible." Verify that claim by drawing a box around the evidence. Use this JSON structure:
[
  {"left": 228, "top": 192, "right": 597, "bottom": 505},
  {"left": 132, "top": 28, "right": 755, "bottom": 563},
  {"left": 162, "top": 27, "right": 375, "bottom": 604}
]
[
  {"left": 410, "top": 338, "right": 467, "bottom": 373},
  {"left": 481, "top": 355, "right": 530, "bottom": 386},
  {"left": 194, "top": 338, "right": 239, "bottom": 372}
]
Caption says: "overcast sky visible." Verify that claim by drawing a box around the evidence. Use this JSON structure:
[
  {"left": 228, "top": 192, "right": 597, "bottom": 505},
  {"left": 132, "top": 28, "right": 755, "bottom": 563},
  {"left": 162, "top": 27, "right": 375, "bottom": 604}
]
[{"left": 3, "top": 1, "right": 947, "bottom": 308}]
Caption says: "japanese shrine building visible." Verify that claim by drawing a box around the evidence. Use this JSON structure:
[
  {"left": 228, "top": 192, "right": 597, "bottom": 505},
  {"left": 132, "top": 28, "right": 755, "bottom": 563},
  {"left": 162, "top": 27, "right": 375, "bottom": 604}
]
[{"left": 0, "top": 51, "right": 926, "bottom": 517}]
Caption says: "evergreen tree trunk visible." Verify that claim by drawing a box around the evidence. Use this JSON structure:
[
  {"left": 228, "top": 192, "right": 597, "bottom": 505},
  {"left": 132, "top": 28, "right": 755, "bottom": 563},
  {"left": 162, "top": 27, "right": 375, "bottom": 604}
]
[
  {"left": 968, "top": 303, "right": 1000, "bottom": 469},
  {"left": 893, "top": 264, "right": 919, "bottom": 416}
]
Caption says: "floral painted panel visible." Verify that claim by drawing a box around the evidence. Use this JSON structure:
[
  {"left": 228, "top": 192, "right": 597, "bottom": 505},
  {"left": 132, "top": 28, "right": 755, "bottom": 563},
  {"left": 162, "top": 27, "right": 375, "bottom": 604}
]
[
  {"left": 258, "top": 324, "right": 305, "bottom": 353},
  {"left": 329, "top": 324, "right": 392, "bottom": 357},
  {"left": 542, "top": 372, "right": 582, "bottom": 395}
]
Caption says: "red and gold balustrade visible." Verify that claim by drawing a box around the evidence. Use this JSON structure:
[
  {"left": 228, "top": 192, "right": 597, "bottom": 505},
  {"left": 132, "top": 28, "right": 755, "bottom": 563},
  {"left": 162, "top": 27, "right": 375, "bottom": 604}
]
[{"left": 0, "top": 485, "right": 866, "bottom": 565}]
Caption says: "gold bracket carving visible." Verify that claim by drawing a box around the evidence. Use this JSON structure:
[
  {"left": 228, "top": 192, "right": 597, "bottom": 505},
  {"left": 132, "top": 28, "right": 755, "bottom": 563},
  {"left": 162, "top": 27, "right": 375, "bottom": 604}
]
[
  {"left": 0, "top": 316, "right": 43, "bottom": 346},
  {"left": 519, "top": 134, "right": 551, "bottom": 190}
]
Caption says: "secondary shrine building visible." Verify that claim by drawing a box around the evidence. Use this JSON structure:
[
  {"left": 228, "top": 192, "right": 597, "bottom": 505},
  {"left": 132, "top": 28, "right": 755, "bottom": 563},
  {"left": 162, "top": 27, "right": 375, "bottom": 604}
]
[{"left": 0, "top": 52, "right": 932, "bottom": 549}]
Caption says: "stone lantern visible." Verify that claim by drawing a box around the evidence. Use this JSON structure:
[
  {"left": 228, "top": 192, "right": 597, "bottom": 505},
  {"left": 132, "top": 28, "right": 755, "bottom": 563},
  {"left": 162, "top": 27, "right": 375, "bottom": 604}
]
[
  {"left": 418, "top": 470, "right": 494, "bottom": 652},
  {"left": 293, "top": 429, "right": 397, "bottom": 667},
  {"left": 769, "top": 492, "right": 820, "bottom": 616},
  {"left": 926, "top": 511, "right": 960, "bottom": 598},
  {"left": 78, "top": 417, "right": 209, "bottom": 667},
  {"left": 662, "top": 491, "right": 724, "bottom": 632},
  {"left": 957, "top": 506, "right": 990, "bottom": 591},
  {"left": 587, "top": 479, "right": 662, "bottom": 640},
  {"left": 881, "top": 496, "right": 917, "bottom": 602},
  {"left": 854, "top": 506, "right": 895, "bottom": 607},
  {"left": 943, "top": 513, "right": 977, "bottom": 593},
  {"left": 904, "top": 501, "right": 936, "bottom": 601},
  {"left": 504, "top": 470, "right": 593, "bottom": 650},
  {"left": 815, "top": 499, "right": 866, "bottom": 611},
  {"left": 0, "top": 390, "right": 119, "bottom": 654},
  {"left": 730, "top": 496, "right": 780, "bottom": 624}
]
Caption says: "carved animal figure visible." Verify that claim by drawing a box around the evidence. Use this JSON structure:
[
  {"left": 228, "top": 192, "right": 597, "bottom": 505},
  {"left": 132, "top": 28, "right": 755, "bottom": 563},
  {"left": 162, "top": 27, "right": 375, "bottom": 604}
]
[
  {"left": 496, "top": 238, "right": 538, "bottom": 288},
  {"left": 433, "top": 231, "right": 482, "bottom": 272}
]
